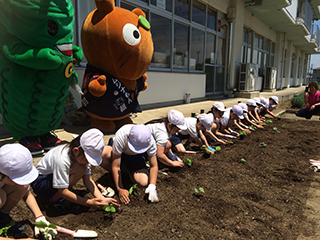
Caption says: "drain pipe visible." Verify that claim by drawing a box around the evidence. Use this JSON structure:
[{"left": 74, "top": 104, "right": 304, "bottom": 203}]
[
  {"left": 280, "top": 32, "right": 286, "bottom": 89},
  {"left": 225, "top": 20, "right": 237, "bottom": 92}
]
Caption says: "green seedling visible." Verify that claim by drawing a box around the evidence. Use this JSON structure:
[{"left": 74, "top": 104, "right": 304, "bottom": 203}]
[
  {"left": 239, "top": 158, "right": 246, "bottom": 163},
  {"left": 226, "top": 141, "right": 233, "bottom": 145},
  {"left": 277, "top": 113, "right": 282, "bottom": 119},
  {"left": 293, "top": 119, "right": 298, "bottom": 122},
  {"left": 281, "top": 124, "right": 285, "bottom": 128},
  {"left": 103, "top": 204, "right": 116, "bottom": 218},
  {"left": 0, "top": 220, "right": 15, "bottom": 238},
  {"left": 194, "top": 187, "right": 205, "bottom": 196},
  {"left": 129, "top": 183, "right": 137, "bottom": 195},
  {"left": 200, "top": 145, "right": 207, "bottom": 149},
  {"left": 247, "top": 126, "right": 255, "bottom": 130},
  {"left": 259, "top": 142, "right": 266, "bottom": 147},
  {"left": 184, "top": 158, "right": 192, "bottom": 167},
  {"left": 273, "top": 127, "right": 278, "bottom": 131},
  {"left": 35, "top": 220, "right": 57, "bottom": 240},
  {"left": 265, "top": 119, "right": 273, "bottom": 124},
  {"left": 239, "top": 131, "right": 247, "bottom": 136},
  {"left": 215, "top": 146, "right": 221, "bottom": 151}
]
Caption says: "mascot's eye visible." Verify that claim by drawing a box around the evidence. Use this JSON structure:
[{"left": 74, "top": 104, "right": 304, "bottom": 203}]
[
  {"left": 123, "top": 23, "right": 141, "bottom": 46},
  {"left": 47, "top": 20, "right": 58, "bottom": 36}
]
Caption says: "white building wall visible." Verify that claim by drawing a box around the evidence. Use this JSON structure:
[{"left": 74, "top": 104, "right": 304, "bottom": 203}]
[{"left": 72, "top": 69, "right": 206, "bottom": 108}]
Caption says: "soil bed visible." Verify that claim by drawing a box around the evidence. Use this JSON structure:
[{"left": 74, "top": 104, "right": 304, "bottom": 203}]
[{"left": 10, "top": 114, "right": 320, "bottom": 239}]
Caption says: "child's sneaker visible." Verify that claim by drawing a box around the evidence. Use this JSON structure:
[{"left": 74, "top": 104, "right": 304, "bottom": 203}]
[
  {"left": 0, "top": 212, "right": 25, "bottom": 234},
  {"left": 48, "top": 197, "right": 80, "bottom": 213},
  {"left": 18, "top": 136, "right": 44, "bottom": 156},
  {"left": 39, "top": 132, "right": 62, "bottom": 151}
]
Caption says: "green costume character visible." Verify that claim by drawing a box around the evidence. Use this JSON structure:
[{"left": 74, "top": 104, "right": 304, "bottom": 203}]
[{"left": 0, "top": 0, "right": 83, "bottom": 155}]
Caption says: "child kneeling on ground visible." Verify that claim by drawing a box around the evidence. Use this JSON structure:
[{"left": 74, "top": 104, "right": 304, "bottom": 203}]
[
  {"left": 0, "top": 143, "right": 57, "bottom": 239},
  {"left": 31, "top": 128, "right": 119, "bottom": 212},
  {"left": 111, "top": 124, "right": 159, "bottom": 205}
]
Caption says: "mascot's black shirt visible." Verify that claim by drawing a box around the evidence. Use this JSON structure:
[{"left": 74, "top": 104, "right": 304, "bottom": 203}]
[{"left": 81, "top": 65, "right": 144, "bottom": 118}]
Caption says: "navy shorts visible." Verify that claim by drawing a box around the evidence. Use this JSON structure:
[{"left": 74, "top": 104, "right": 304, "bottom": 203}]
[
  {"left": 31, "top": 174, "right": 58, "bottom": 198},
  {"left": 122, "top": 153, "right": 148, "bottom": 173},
  {"left": 170, "top": 134, "right": 189, "bottom": 147}
]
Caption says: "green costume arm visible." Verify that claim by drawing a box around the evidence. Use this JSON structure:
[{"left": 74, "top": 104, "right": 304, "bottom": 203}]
[
  {"left": 72, "top": 45, "right": 83, "bottom": 64},
  {"left": 2, "top": 43, "right": 62, "bottom": 70}
]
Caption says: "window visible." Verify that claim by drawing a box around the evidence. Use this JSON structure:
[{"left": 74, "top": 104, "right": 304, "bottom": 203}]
[
  {"left": 206, "top": 33, "right": 215, "bottom": 64},
  {"left": 207, "top": 7, "right": 216, "bottom": 30},
  {"left": 173, "top": 22, "right": 189, "bottom": 70},
  {"left": 150, "top": 14, "right": 171, "bottom": 68},
  {"left": 151, "top": 0, "right": 172, "bottom": 12},
  {"left": 191, "top": 28, "right": 204, "bottom": 70},
  {"left": 216, "top": 37, "right": 225, "bottom": 65},
  {"left": 192, "top": 0, "right": 205, "bottom": 25},
  {"left": 175, "top": 0, "right": 190, "bottom": 20}
]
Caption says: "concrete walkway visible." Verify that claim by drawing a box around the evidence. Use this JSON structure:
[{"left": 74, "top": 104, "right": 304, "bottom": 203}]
[{"left": 0, "top": 85, "right": 305, "bottom": 164}]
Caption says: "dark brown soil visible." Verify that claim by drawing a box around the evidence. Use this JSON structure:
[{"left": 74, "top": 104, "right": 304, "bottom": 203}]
[{"left": 9, "top": 108, "right": 320, "bottom": 239}]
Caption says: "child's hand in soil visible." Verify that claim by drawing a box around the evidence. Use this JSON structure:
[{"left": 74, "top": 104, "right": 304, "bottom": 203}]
[{"left": 118, "top": 189, "right": 130, "bottom": 204}]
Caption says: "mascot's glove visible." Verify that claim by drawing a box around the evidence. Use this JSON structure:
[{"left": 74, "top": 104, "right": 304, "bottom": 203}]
[
  {"left": 34, "top": 216, "right": 57, "bottom": 240},
  {"left": 145, "top": 184, "right": 159, "bottom": 202},
  {"left": 88, "top": 75, "right": 107, "bottom": 97}
]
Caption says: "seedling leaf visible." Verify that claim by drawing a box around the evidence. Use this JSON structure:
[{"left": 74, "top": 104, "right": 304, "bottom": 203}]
[
  {"left": 185, "top": 158, "right": 192, "bottom": 166},
  {"left": 239, "top": 131, "right": 247, "bottom": 136},
  {"left": 282, "top": 124, "right": 285, "bottom": 128},
  {"left": 201, "top": 145, "right": 207, "bottom": 149},
  {"left": 265, "top": 119, "right": 273, "bottom": 124},
  {"left": 194, "top": 188, "right": 199, "bottom": 194},
  {"left": 239, "top": 158, "right": 246, "bottom": 163},
  {"left": 273, "top": 127, "right": 278, "bottom": 131},
  {"left": 226, "top": 141, "right": 233, "bottom": 145},
  {"left": 199, "top": 187, "right": 205, "bottom": 193},
  {"left": 215, "top": 146, "right": 221, "bottom": 151},
  {"left": 129, "top": 184, "right": 137, "bottom": 195},
  {"left": 259, "top": 142, "right": 266, "bottom": 147}
]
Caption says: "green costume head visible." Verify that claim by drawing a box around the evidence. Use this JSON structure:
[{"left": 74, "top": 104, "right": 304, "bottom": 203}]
[{"left": 0, "top": 0, "right": 83, "bottom": 140}]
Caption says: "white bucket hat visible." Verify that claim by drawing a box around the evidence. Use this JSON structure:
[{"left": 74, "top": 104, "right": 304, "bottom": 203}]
[
  {"left": 212, "top": 102, "right": 226, "bottom": 112},
  {"left": 199, "top": 113, "right": 213, "bottom": 131},
  {"left": 246, "top": 99, "right": 257, "bottom": 107},
  {"left": 238, "top": 103, "right": 248, "bottom": 113},
  {"left": 80, "top": 128, "right": 105, "bottom": 166},
  {"left": 0, "top": 143, "right": 38, "bottom": 185},
  {"left": 167, "top": 110, "right": 187, "bottom": 130},
  {"left": 270, "top": 96, "right": 279, "bottom": 104},
  {"left": 128, "top": 125, "right": 152, "bottom": 154},
  {"left": 232, "top": 105, "right": 244, "bottom": 119}
]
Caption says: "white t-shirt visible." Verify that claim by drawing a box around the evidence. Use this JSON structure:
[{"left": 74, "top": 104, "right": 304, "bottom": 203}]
[
  {"left": 179, "top": 117, "right": 198, "bottom": 138},
  {"left": 36, "top": 144, "right": 91, "bottom": 189},
  {"left": 147, "top": 122, "right": 170, "bottom": 147},
  {"left": 113, "top": 124, "right": 157, "bottom": 156},
  {"left": 220, "top": 108, "right": 232, "bottom": 127}
]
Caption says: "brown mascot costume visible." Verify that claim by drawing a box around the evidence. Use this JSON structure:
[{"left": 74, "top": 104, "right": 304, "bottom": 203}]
[{"left": 81, "top": 0, "right": 153, "bottom": 132}]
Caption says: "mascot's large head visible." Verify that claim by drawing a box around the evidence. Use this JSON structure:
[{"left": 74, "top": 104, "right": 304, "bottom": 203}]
[{"left": 81, "top": 0, "right": 154, "bottom": 81}]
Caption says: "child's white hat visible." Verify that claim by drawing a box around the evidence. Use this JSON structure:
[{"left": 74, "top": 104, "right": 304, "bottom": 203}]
[
  {"left": 128, "top": 125, "right": 152, "bottom": 154},
  {"left": 0, "top": 143, "right": 38, "bottom": 185},
  {"left": 80, "top": 128, "right": 105, "bottom": 166},
  {"left": 167, "top": 110, "right": 187, "bottom": 130},
  {"left": 199, "top": 113, "right": 214, "bottom": 131}
]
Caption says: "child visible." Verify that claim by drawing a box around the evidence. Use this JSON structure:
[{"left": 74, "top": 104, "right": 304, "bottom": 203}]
[
  {"left": 252, "top": 97, "right": 264, "bottom": 123},
  {"left": 208, "top": 102, "right": 236, "bottom": 140},
  {"left": 111, "top": 124, "right": 158, "bottom": 204},
  {"left": 31, "top": 128, "right": 119, "bottom": 212},
  {"left": 146, "top": 110, "right": 187, "bottom": 168},
  {"left": 238, "top": 102, "right": 263, "bottom": 129},
  {"left": 220, "top": 105, "right": 251, "bottom": 135},
  {"left": 170, "top": 113, "right": 217, "bottom": 154},
  {"left": 259, "top": 96, "right": 279, "bottom": 118},
  {"left": 0, "top": 143, "right": 57, "bottom": 239},
  {"left": 245, "top": 100, "right": 264, "bottom": 129}
]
